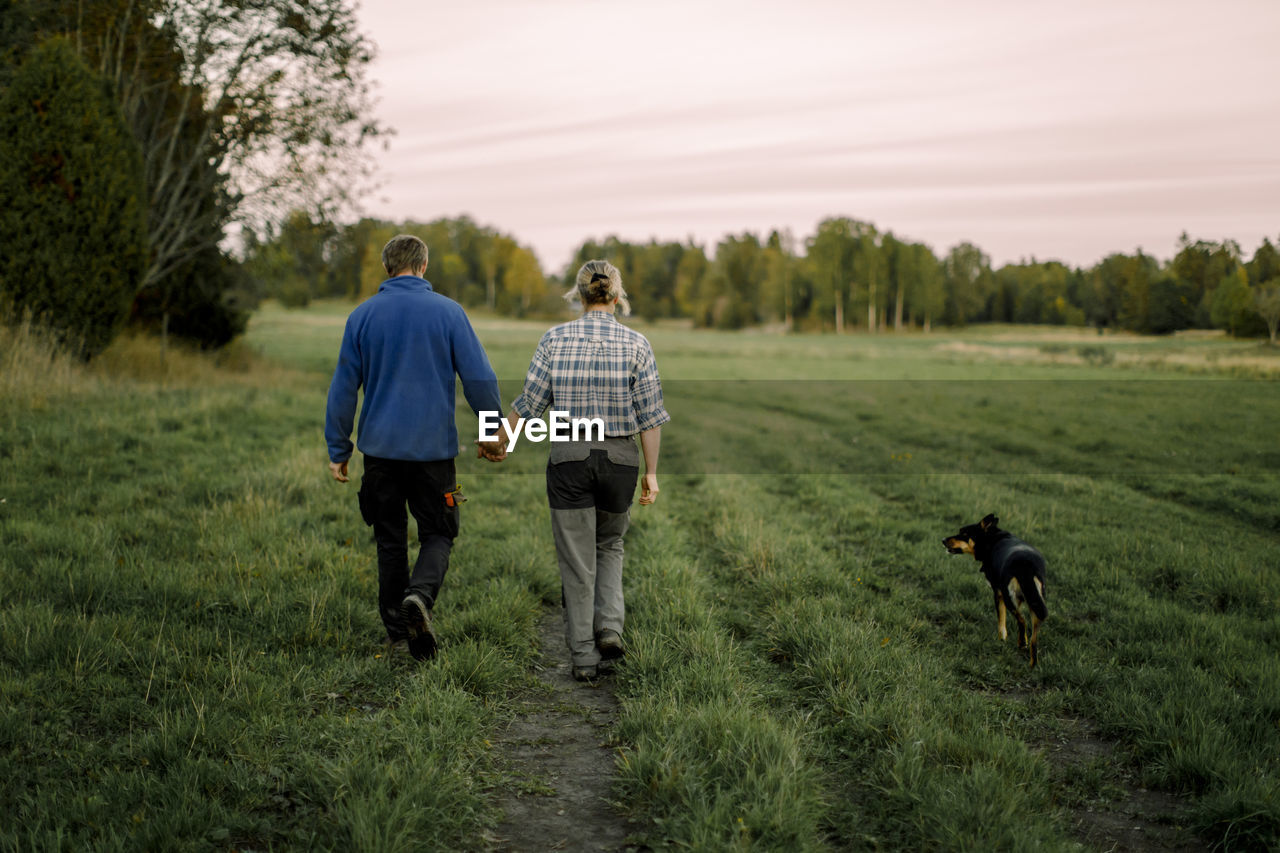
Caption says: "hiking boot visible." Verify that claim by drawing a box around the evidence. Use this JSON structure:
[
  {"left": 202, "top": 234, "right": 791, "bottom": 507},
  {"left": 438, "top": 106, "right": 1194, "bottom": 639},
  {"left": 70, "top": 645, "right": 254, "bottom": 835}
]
[
  {"left": 572, "top": 664, "right": 598, "bottom": 682},
  {"left": 596, "top": 628, "right": 624, "bottom": 661},
  {"left": 399, "top": 593, "right": 437, "bottom": 661}
]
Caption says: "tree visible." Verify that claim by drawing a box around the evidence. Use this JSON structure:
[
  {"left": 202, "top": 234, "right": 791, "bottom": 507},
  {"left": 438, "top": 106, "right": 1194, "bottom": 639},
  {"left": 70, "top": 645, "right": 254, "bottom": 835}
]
[
  {"left": 59, "top": 0, "right": 382, "bottom": 284},
  {"left": 807, "top": 218, "right": 864, "bottom": 332},
  {"left": 1255, "top": 285, "right": 1280, "bottom": 345},
  {"left": 1146, "top": 272, "right": 1196, "bottom": 334},
  {"left": 881, "top": 233, "right": 906, "bottom": 331},
  {"left": 494, "top": 237, "right": 546, "bottom": 316},
  {"left": 131, "top": 245, "right": 252, "bottom": 349},
  {"left": 1246, "top": 238, "right": 1280, "bottom": 286},
  {"left": 911, "top": 243, "right": 944, "bottom": 332},
  {"left": 943, "top": 242, "right": 991, "bottom": 325},
  {"left": 711, "top": 234, "right": 766, "bottom": 329},
  {"left": 325, "top": 218, "right": 376, "bottom": 300},
  {"left": 0, "top": 1, "right": 34, "bottom": 89},
  {"left": 8, "top": 0, "right": 384, "bottom": 345},
  {"left": 243, "top": 210, "right": 336, "bottom": 307},
  {"left": 997, "top": 260, "right": 1084, "bottom": 325},
  {"left": 1210, "top": 267, "right": 1253, "bottom": 336},
  {"left": 991, "top": 264, "right": 1021, "bottom": 323},
  {"left": 1086, "top": 253, "right": 1129, "bottom": 328},
  {"left": 853, "top": 229, "right": 884, "bottom": 331},
  {"left": 613, "top": 240, "right": 685, "bottom": 321},
  {"left": 1119, "top": 251, "right": 1159, "bottom": 331},
  {"left": 674, "top": 243, "right": 711, "bottom": 324},
  {"left": 1170, "top": 233, "right": 1241, "bottom": 328},
  {"left": 0, "top": 38, "right": 147, "bottom": 358},
  {"left": 762, "top": 230, "right": 797, "bottom": 328}
]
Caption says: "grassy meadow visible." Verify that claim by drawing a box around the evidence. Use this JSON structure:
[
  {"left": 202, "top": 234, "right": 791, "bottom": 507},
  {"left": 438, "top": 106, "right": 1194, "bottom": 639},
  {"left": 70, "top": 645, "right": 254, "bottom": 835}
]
[{"left": 2, "top": 302, "right": 1278, "bottom": 850}]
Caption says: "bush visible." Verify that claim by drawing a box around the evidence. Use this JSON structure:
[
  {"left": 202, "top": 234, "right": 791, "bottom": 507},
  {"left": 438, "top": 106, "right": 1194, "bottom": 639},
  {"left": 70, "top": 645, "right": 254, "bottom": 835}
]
[
  {"left": 1076, "top": 345, "right": 1115, "bottom": 366},
  {"left": 130, "top": 245, "right": 253, "bottom": 349},
  {"left": 0, "top": 38, "right": 146, "bottom": 358}
]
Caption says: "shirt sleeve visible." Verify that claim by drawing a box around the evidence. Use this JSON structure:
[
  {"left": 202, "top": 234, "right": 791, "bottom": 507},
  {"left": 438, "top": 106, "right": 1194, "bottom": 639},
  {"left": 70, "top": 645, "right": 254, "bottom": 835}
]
[
  {"left": 511, "top": 334, "right": 554, "bottom": 419},
  {"left": 631, "top": 338, "right": 671, "bottom": 432},
  {"left": 324, "top": 316, "right": 362, "bottom": 463},
  {"left": 450, "top": 307, "right": 503, "bottom": 417}
]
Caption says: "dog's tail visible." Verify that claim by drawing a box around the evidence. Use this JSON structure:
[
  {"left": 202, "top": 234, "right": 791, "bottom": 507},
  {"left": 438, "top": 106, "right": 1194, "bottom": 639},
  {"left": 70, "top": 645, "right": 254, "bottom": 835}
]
[{"left": 1023, "top": 574, "right": 1048, "bottom": 621}]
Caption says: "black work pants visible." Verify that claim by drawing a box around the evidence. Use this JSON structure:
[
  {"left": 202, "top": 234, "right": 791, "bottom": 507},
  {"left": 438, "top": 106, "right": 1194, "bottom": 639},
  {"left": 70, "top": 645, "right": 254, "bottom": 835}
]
[{"left": 358, "top": 455, "right": 459, "bottom": 640}]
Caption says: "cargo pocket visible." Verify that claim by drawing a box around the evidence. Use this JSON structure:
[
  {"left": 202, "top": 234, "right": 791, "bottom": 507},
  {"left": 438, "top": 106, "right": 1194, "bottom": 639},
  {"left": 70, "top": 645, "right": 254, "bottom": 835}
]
[
  {"left": 440, "top": 488, "right": 461, "bottom": 539},
  {"left": 358, "top": 468, "right": 383, "bottom": 527},
  {"left": 357, "top": 486, "right": 375, "bottom": 526}
]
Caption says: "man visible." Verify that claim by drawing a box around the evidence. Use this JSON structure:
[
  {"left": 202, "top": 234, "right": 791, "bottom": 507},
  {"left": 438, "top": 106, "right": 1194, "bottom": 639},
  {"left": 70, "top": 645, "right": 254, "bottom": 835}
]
[{"left": 325, "top": 234, "right": 506, "bottom": 661}]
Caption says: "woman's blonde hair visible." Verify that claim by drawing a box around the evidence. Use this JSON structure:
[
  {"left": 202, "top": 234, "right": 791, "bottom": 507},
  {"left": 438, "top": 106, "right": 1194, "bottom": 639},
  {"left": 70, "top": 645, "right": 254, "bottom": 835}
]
[{"left": 566, "top": 259, "right": 630, "bottom": 316}]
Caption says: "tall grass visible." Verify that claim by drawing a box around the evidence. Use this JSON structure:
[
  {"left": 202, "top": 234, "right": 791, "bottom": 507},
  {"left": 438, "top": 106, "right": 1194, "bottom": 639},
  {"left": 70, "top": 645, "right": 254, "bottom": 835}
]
[
  {"left": 0, "top": 314, "right": 94, "bottom": 401},
  {"left": 1, "top": 313, "right": 286, "bottom": 405}
]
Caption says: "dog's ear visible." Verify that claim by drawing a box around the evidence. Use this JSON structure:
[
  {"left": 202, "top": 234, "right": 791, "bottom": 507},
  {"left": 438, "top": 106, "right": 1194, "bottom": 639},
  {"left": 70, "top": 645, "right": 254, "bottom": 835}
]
[{"left": 980, "top": 513, "right": 998, "bottom": 531}]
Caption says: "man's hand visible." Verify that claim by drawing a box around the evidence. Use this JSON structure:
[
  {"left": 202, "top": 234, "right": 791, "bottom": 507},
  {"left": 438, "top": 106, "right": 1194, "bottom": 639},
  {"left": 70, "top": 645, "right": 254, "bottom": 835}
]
[
  {"left": 329, "top": 460, "right": 349, "bottom": 483},
  {"left": 475, "top": 440, "right": 507, "bottom": 462},
  {"left": 638, "top": 473, "right": 659, "bottom": 505}
]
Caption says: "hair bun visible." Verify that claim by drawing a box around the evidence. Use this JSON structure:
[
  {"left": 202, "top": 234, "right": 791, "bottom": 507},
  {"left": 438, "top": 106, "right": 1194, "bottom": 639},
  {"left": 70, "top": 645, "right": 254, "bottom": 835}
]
[{"left": 568, "top": 259, "right": 631, "bottom": 316}]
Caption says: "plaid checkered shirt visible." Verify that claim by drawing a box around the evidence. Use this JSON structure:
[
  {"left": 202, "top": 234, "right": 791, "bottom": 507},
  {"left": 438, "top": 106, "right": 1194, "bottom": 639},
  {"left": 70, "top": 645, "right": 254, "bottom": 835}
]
[{"left": 511, "top": 311, "right": 671, "bottom": 436}]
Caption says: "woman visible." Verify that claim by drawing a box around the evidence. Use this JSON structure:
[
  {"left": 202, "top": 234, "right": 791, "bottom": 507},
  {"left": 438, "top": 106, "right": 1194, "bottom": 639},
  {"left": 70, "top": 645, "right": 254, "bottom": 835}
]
[{"left": 501, "top": 259, "right": 670, "bottom": 681}]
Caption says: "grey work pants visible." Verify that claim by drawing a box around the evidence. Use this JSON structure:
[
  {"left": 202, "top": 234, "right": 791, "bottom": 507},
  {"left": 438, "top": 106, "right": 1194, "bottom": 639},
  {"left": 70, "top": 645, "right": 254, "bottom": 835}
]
[
  {"left": 550, "top": 507, "right": 629, "bottom": 666},
  {"left": 546, "top": 440, "right": 639, "bottom": 667}
]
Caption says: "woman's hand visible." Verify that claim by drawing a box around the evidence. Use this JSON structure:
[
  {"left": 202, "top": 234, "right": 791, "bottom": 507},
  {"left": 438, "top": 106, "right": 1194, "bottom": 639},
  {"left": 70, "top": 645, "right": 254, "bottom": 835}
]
[{"left": 639, "top": 473, "right": 659, "bottom": 505}]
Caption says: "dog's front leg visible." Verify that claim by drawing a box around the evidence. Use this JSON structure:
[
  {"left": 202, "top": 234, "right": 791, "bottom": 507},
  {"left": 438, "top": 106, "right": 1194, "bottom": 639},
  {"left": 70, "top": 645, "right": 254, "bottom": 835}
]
[{"left": 994, "top": 589, "right": 1008, "bottom": 641}]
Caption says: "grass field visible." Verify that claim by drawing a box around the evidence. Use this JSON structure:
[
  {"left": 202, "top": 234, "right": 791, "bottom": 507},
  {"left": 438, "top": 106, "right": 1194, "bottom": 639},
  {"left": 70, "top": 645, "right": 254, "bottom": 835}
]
[{"left": 2, "top": 303, "right": 1278, "bottom": 851}]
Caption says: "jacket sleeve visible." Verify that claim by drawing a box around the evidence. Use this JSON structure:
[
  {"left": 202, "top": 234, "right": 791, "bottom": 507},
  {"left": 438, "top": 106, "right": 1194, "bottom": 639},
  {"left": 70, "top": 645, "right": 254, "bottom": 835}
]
[
  {"left": 325, "top": 316, "right": 363, "bottom": 463},
  {"left": 450, "top": 308, "right": 503, "bottom": 417}
]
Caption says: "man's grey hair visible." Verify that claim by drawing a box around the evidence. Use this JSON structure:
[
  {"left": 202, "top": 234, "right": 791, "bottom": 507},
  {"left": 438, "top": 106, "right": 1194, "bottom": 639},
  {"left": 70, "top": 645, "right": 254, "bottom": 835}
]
[
  {"left": 382, "top": 234, "right": 428, "bottom": 276},
  {"left": 567, "top": 259, "right": 630, "bottom": 316}
]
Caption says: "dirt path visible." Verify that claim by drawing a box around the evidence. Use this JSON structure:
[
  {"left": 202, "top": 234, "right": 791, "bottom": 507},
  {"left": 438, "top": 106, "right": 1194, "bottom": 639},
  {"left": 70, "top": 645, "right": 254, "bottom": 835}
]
[
  {"left": 1047, "top": 715, "right": 1202, "bottom": 852},
  {"left": 995, "top": 689, "right": 1201, "bottom": 851},
  {"left": 486, "top": 609, "right": 637, "bottom": 852}
]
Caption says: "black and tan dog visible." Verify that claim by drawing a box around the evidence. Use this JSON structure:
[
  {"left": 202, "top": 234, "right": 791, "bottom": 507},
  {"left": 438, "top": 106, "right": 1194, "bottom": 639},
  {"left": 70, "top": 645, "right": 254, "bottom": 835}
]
[{"left": 943, "top": 514, "right": 1047, "bottom": 667}]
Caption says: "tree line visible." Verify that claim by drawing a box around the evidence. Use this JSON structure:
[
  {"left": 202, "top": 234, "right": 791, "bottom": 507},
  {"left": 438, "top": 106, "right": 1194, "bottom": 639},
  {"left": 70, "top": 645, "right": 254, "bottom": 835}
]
[
  {"left": 244, "top": 214, "right": 552, "bottom": 316},
  {"left": 251, "top": 214, "right": 1280, "bottom": 343}
]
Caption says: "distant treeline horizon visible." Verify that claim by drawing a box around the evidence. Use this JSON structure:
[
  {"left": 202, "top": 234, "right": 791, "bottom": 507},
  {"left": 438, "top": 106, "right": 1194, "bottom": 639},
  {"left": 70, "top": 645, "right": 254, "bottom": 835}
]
[
  {"left": 6, "top": 2, "right": 1276, "bottom": 358},
  {"left": 245, "top": 213, "right": 1280, "bottom": 340}
]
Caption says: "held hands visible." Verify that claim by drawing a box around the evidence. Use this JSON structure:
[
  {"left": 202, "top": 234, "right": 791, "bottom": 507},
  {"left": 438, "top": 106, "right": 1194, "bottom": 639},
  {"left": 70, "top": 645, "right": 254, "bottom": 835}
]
[
  {"left": 475, "top": 440, "right": 508, "bottom": 462},
  {"left": 639, "top": 473, "right": 659, "bottom": 505},
  {"left": 329, "top": 460, "right": 349, "bottom": 483}
]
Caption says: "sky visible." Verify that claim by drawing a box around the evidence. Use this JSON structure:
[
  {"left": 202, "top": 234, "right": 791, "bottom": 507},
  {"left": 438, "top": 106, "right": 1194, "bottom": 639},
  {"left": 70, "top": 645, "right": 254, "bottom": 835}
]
[{"left": 355, "top": 0, "right": 1280, "bottom": 274}]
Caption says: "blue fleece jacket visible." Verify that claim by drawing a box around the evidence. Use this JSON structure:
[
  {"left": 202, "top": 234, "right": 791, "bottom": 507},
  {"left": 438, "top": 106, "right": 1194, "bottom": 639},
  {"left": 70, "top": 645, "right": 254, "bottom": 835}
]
[{"left": 325, "top": 276, "right": 502, "bottom": 463}]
